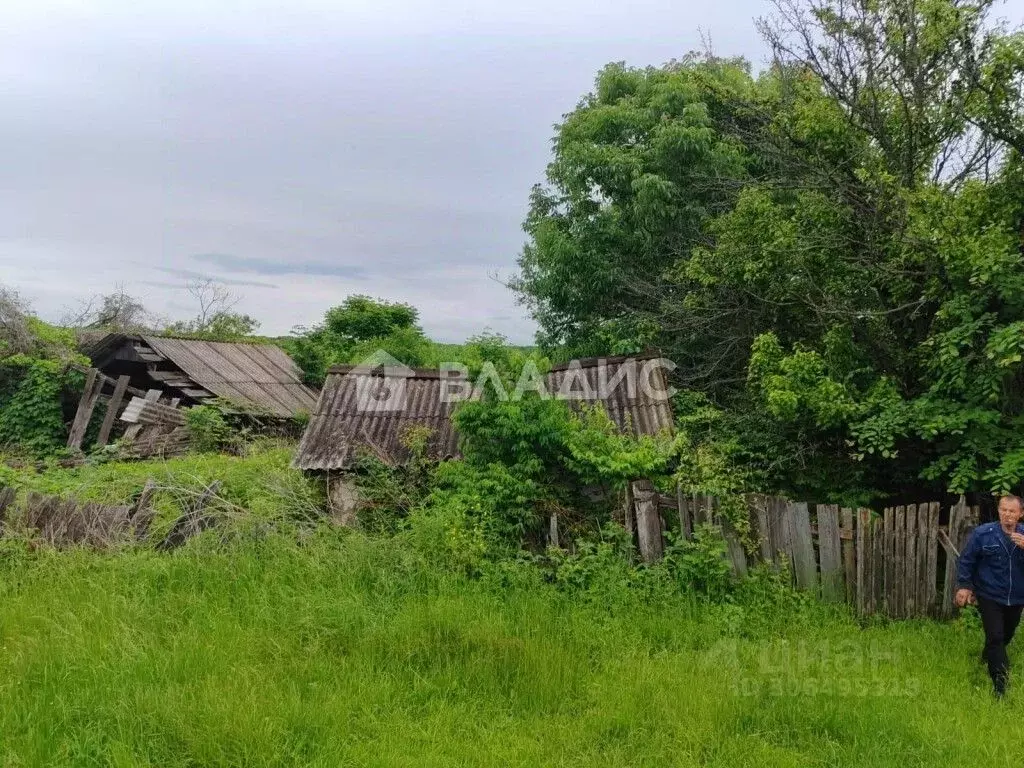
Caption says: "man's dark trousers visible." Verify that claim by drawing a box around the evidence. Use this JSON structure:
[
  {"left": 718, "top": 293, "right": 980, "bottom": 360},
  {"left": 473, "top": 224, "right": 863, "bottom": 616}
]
[{"left": 977, "top": 596, "right": 1024, "bottom": 694}]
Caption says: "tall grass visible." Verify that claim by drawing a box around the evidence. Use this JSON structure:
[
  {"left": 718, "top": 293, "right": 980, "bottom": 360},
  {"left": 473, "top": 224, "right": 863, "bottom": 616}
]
[{"left": 0, "top": 528, "right": 1019, "bottom": 767}]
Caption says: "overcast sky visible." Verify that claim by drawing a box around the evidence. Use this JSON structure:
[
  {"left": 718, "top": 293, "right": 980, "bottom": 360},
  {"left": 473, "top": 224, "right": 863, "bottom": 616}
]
[{"left": 1, "top": 1, "right": 836, "bottom": 340}]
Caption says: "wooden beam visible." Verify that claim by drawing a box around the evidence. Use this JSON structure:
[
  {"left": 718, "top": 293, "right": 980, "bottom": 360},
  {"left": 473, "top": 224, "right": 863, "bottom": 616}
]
[
  {"left": 67, "top": 369, "right": 104, "bottom": 450},
  {"left": 95, "top": 374, "right": 130, "bottom": 447}
]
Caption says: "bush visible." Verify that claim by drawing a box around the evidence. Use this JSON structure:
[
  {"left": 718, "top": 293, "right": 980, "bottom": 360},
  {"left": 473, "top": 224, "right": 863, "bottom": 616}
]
[
  {"left": 0, "top": 357, "right": 73, "bottom": 453},
  {"left": 184, "top": 405, "right": 234, "bottom": 453}
]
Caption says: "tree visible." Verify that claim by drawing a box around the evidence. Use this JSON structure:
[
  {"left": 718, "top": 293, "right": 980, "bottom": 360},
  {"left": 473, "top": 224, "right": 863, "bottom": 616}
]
[
  {"left": 164, "top": 279, "right": 260, "bottom": 340},
  {"left": 291, "top": 296, "right": 431, "bottom": 385},
  {"left": 515, "top": 0, "right": 1024, "bottom": 500},
  {"left": 63, "top": 285, "right": 156, "bottom": 332}
]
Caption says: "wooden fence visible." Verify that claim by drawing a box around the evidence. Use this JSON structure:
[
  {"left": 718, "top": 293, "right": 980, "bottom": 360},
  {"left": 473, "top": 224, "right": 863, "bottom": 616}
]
[
  {"left": 0, "top": 480, "right": 223, "bottom": 551},
  {"left": 639, "top": 489, "right": 980, "bottom": 619}
]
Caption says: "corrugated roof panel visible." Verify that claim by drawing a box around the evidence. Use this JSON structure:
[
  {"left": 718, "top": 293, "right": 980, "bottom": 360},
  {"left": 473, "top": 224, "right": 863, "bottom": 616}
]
[
  {"left": 293, "top": 356, "right": 674, "bottom": 471},
  {"left": 141, "top": 336, "right": 318, "bottom": 417}
]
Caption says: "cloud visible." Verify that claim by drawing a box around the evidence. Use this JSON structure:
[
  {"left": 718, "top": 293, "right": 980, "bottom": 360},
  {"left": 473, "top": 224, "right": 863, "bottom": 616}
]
[
  {"left": 154, "top": 267, "right": 280, "bottom": 290},
  {"left": 192, "top": 253, "right": 367, "bottom": 279}
]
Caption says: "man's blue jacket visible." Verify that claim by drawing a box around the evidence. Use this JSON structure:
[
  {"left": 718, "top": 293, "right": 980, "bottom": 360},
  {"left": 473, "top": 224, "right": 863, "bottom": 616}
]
[{"left": 957, "top": 522, "right": 1024, "bottom": 606}]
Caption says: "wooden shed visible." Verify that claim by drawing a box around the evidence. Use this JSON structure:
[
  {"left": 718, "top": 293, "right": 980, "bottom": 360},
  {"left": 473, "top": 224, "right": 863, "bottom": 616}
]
[
  {"left": 293, "top": 364, "right": 462, "bottom": 471},
  {"left": 84, "top": 334, "right": 318, "bottom": 418}
]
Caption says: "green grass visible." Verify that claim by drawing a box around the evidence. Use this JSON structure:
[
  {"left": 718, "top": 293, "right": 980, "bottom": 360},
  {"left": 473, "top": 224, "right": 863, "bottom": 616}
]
[
  {"left": 0, "top": 442, "right": 323, "bottom": 533},
  {"left": 0, "top": 527, "right": 1021, "bottom": 767}
]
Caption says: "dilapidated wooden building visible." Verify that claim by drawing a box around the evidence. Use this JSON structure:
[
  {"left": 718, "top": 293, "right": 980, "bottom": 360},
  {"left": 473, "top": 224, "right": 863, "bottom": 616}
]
[
  {"left": 292, "top": 353, "right": 676, "bottom": 544},
  {"left": 84, "top": 334, "right": 317, "bottom": 418}
]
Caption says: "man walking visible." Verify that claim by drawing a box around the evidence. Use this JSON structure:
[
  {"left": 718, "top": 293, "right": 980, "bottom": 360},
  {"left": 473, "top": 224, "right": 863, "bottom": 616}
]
[{"left": 956, "top": 495, "right": 1024, "bottom": 697}]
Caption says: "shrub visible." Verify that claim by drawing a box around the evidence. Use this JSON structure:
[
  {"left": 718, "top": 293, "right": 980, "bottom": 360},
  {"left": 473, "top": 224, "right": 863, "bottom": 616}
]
[
  {"left": 0, "top": 357, "right": 72, "bottom": 453},
  {"left": 184, "top": 405, "right": 234, "bottom": 453}
]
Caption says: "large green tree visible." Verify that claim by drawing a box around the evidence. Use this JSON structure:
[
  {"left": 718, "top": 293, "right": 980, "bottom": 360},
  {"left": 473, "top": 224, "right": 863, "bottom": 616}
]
[{"left": 516, "top": 0, "right": 1024, "bottom": 501}]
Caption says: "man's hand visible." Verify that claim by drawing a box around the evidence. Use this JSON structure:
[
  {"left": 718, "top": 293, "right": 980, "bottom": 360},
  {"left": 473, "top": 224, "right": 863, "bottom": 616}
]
[
  {"left": 955, "top": 588, "right": 976, "bottom": 608},
  {"left": 1012, "top": 532, "right": 1024, "bottom": 549}
]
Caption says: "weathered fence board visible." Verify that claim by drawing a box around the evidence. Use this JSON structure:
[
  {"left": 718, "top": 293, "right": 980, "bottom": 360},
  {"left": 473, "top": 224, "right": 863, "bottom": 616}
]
[
  {"left": 631, "top": 486, "right": 999, "bottom": 620},
  {"left": 817, "top": 504, "right": 843, "bottom": 602},
  {"left": 924, "top": 501, "right": 940, "bottom": 615},
  {"left": 841, "top": 507, "right": 856, "bottom": 604},
  {"left": 790, "top": 502, "right": 818, "bottom": 592}
]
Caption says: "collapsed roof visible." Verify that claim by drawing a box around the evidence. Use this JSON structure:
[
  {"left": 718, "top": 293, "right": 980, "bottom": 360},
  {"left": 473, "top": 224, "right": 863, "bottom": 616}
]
[{"left": 85, "top": 334, "right": 318, "bottom": 418}]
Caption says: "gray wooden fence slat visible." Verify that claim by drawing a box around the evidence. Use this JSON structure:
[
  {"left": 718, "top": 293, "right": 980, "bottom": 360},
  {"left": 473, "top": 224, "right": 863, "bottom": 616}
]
[
  {"left": 817, "top": 504, "right": 843, "bottom": 601},
  {"left": 632, "top": 479, "right": 663, "bottom": 564},
  {"left": 789, "top": 502, "right": 818, "bottom": 591},
  {"left": 856, "top": 508, "right": 869, "bottom": 615},
  {"left": 905, "top": 504, "right": 918, "bottom": 617},
  {"left": 880, "top": 507, "right": 890, "bottom": 615},
  {"left": 67, "top": 368, "right": 103, "bottom": 450},
  {"left": 896, "top": 505, "right": 907, "bottom": 618},
  {"left": 774, "top": 497, "right": 793, "bottom": 572},
  {"left": 96, "top": 374, "right": 131, "bottom": 447},
  {"left": 914, "top": 502, "right": 928, "bottom": 615},
  {"left": 923, "top": 501, "right": 940, "bottom": 616},
  {"left": 754, "top": 495, "right": 774, "bottom": 565},
  {"left": 841, "top": 507, "right": 856, "bottom": 604},
  {"left": 871, "top": 512, "right": 884, "bottom": 615},
  {"left": 942, "top": 498, "right": 965, "bottom": 618},
  {"left": 722, "top": 518, "right": 748, "bottom": 577}
]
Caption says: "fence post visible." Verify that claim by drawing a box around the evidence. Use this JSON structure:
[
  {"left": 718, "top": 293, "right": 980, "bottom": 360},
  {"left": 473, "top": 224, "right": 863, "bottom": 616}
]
[{"left": 631, "top": 479, "right": 663, "bottom": 564}]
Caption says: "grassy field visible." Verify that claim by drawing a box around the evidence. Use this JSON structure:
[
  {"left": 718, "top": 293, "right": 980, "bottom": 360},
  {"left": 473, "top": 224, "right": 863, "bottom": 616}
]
[{"left": 0, "top": 525, "right": 1021, "bottom": 767}]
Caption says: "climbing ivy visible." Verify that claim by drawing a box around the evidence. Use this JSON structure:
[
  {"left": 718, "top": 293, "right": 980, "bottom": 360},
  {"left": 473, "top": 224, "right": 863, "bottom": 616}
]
[{"left": 0, "top": 356, "right": 74, "bottom": 453}]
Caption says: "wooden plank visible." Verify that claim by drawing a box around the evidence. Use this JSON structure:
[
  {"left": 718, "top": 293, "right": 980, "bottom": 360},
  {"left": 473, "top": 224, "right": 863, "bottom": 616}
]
[
  {"left": 0, "top": 486, "right": 15, "bottom": 530},
  {"left": 909, "top": 505, "right": 925, "bottom": 618},
  {"left": 722, "top": 519, "right": 748, "bottom": 577},
  {"left": 95, "top": 374, "right": 131, "bottom": 447},
  {"left": 942, "top": 498, "right": 965, "bottom": 618},
  {"left": 856, "top": 507, "right": 869, "bottom": 615},
  {"left": 548, "top": 512, "right": 559, "bottom": 549},
  {"left": 923, "top": 501, "right": 940, "bottom": 616},
  {"left": 67, "top": 368, "right": 103, "bottom": 450},
  {"left": 841, "top": 507, "right": 856, "bottom": 605},
  {"left": 895, "top": 506, "right": 908, "bottom": 619},
  {"left": 882, "top": 507, "right": 894, "bottom": 616},
  {"left": 872, "top": 512, "right": 885, "bottom": 615},
  {"left": 754, "top": 494, "right": 773, "bottom": 565},
  {"left": 817, "top": 504, "right": 843, "bottom": 601},
  {"left": 789, "top": 502, "right": 818, "bottom": 591},
  {"left": 632, "top": 479, "right": 663, "bottom": 564}
]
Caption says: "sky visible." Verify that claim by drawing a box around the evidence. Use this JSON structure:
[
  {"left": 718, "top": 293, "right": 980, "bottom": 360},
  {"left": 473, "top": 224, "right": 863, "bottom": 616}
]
[{"left": 3, "top": 0, "right": 787, "bottom": 341}]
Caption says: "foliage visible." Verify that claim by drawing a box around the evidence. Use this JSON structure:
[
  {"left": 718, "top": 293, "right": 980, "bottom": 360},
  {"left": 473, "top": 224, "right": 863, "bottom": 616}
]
[
  {"left": 291, "top": 296, "right": 431, "bottom": 385},
  {"left": 185, "top": 405, "right": 234, "bottom": 453},
  {"left": 0, "top": 357, "right": 73, "bottom": 452},
  {"left": 351, "top": 425, "right": 435, "bottom": 533},
  {"left": 165, "top": 311, "right": 261, "bottom": 341},
  {"left": 515, "top": 1, "right": 1024, "bottom": 499},
  {"left": 661, "top": 524, "right": 735, "bottom": 601},
  {"left": 413, "top": 396, "right": 674, "bottom": 561}
]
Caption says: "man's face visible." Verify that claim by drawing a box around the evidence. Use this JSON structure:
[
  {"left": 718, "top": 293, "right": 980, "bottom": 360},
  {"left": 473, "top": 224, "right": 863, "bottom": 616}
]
[{"left": 998, "top": 497, "right": 1023, "bottom": 528}]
